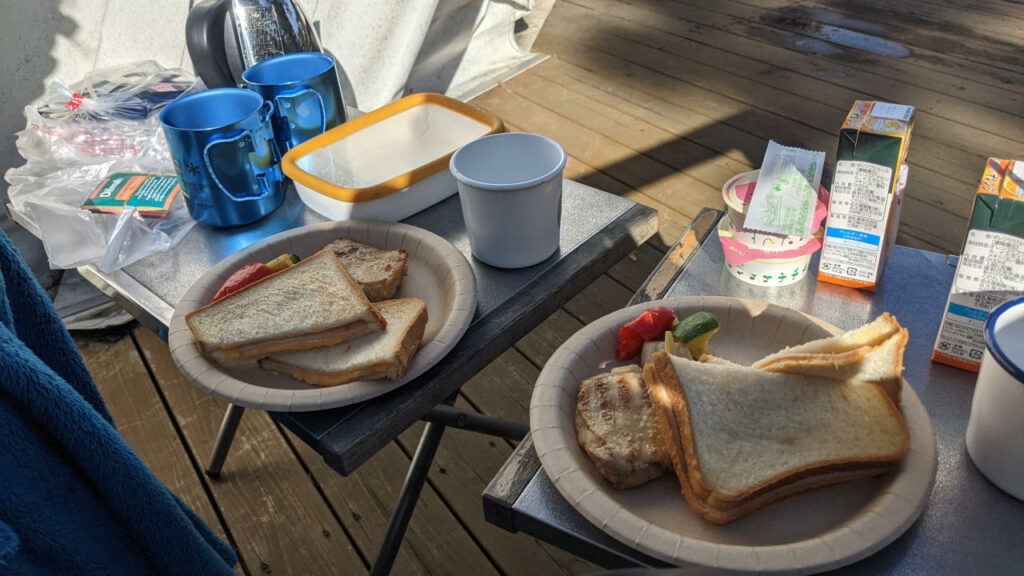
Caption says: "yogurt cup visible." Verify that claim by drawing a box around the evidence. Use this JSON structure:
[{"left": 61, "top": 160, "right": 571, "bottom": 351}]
[
  {"left": 718, "top": 215, "right": 818, "bottom": 286},
  {"left": 722, "top": 169, "right": 829, "bottom": 250}
]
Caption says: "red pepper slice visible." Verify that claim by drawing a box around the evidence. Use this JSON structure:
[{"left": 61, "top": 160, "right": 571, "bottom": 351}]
[
  {"left": 212, "top": 263, "right": 275, "bottom": 302},
  {"left": 615, "top": 307, "right": 677, "bottom": 361},
  {"left": 615, "top": 323, "right": 644, "bottom": 361}
]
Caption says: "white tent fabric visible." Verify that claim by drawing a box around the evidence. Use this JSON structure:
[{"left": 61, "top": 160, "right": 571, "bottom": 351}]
[{"left": 310, "top": 0, "right": 545, "bottom": 112}]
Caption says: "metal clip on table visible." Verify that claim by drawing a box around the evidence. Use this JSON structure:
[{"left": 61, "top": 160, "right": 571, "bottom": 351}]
[
  {"left": 11, "top": 180, "right": 657, "bottom": 575},
  {"left": 484, "top": 208, "right": 1024, "bottom": 574}
]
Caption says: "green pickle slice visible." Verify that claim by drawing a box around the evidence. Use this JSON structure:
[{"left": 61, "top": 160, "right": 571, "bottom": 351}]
[{"left": 671, "top": 311, "right": 721, "bottom": 359}]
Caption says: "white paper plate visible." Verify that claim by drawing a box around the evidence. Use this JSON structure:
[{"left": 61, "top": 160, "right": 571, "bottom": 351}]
[
  {"left": 531, "top": 296, "right": 937, "bottom": 574},
  {"left": 168, "top": 220, "right": 476, "bottom": 412}
]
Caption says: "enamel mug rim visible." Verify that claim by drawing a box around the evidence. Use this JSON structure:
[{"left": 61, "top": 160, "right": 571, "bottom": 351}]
[
  {"left": 985, "top": 295, "right": 1024, "bottom": 384},
  {"left": 449, "top": 132, "right": 567, "bottom": 191}
]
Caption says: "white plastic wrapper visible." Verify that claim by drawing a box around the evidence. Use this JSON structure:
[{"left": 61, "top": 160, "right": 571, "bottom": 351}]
[
  {"left": 4, "top": 61, "right": 202, "bottom": 272},
  {"left": 745, "top": 140, "right": 826, "bottom": 239}
]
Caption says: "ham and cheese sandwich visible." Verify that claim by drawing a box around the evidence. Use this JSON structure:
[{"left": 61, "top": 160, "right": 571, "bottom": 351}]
[
  {"left": 260, "top": 298, "right": 427, "bottom": 386},
  {"left": 186, "top": 248, "right": 386, "bottom": 363}
]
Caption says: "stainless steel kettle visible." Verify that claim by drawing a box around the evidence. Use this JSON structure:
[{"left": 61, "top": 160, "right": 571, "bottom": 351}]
[{"left": 186, "top": 0, "right": 323, "bottom": 88}]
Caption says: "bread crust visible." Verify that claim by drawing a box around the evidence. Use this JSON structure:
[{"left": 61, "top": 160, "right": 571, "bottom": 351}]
[
  {"left": 649, "top": 351, "right": 909, "bottom": 509},
  {"left": 755, "top": 328, "right": 908, "bottom": 406},
  {"left": 681, "top": 464, "right": 892, "bottom": 524}
]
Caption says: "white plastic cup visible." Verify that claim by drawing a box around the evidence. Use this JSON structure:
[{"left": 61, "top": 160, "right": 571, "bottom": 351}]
[
  {"left": 966, "top": 296, "right": 1024, "bottom": 500},
  {"left": 450, "top": 132, "right": 566, "bottom": 268}
]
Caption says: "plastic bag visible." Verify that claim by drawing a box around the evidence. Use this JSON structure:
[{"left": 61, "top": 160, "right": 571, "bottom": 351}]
[{"left": 4, "top": 61, "right": 202, "bottom": 272}]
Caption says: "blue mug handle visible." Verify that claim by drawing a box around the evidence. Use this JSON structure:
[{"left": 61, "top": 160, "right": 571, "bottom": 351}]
[
  {"left": 275, "top": 87, "right": 326, "bottom": 141},
  {"left": 203, "top": 101, "right": 277, "bottom": 202}
]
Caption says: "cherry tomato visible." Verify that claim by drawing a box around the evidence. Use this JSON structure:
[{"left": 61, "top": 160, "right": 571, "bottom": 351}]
[{"left": 212, "top": 263, "right": 274, "bottom": 302}]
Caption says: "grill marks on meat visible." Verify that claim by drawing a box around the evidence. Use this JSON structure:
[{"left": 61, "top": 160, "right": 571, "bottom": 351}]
[{"left": 575, "top": 366, "right": 668, "bottom": 489}]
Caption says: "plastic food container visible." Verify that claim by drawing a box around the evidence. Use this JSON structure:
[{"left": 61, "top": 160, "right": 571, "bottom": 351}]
[{"left": 282, "top": 93, "right": 503, "bottom": 221}]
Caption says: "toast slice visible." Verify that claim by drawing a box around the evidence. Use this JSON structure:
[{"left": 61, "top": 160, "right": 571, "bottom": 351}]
[
  {"left": 186, "top": 249, "right": 386, "bottom": 362},
  {"left": 260, "top": 298, "right": 428, "bottom": 386},
  {"left": 648, "top": 351, "right": 908, "bottom": 510},
  {"left": 645, "top": 361, "right": 893, "bottom": 523},
  {"left": 326, "top": 238, "right": 409, "bottom": 301},
  {"left": 753, "top": 315, "right": 907, "bottom": 405},
  {"left": 576, "top": 365, "right": 668, "bottom": 489},
  {"left": 752, "top": 313, "right": 901, "bottom": 371}
]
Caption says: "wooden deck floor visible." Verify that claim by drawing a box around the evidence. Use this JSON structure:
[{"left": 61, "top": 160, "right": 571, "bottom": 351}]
[{"left": 75, "top": 1, "right": 1024, "bottom": 574}]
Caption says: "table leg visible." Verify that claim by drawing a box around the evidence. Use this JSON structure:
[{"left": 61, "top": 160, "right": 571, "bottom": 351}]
[
  {"left": 370, "top": 421, "right": 447, "bottom": 576},
  {"left": 421, "top": 404, "right": 528, "bottom": 440},
  {"left": 205, "top": 404, "right": 245, "bottom": 477}
]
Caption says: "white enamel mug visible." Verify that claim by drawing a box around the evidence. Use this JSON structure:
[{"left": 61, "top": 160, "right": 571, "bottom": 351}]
[
  {"left": 450, "top": 132, "right": 566, "bottom": 269},
  {"left": 966, "top": 296, "right": 1024, "bottom": 500}
]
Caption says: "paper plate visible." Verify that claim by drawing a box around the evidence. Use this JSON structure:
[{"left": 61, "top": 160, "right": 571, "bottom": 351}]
[
  {"left": 168, "top": 220, "right": 475, "bottom": 411},
  {"left": 531, "top": 296, "right": 936, "bottom": 574}
]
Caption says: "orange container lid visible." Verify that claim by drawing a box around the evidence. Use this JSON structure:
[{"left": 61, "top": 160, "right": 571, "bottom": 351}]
[{"left": 282, "top": 93, "right": 503, "bottom": 203}]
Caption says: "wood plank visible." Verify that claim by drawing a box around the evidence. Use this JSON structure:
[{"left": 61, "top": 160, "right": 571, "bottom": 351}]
[
  {"left": 76, "top": 334, "right": 245, "bottom": 576},
  {"left": 529, "top": 58, "right": 764, "bottom": 168},
  {"left": 502, "top": 68, "right": 754, "bottom": 191},
  {"left": 478, "top": 88, "right": 718, "bottom": 254},
  {"left": 473, "top": 86, "right": 722, "bottom": 220},
  {"left": 733, "top": 0, "right": 1024, "bottom": 70},
  {"left": 908, "top": 0, "right": 1024, "bottom": 22},
  {"left": 644, "top": 0, "right": 1024, "bottom": 160},
  {"left": 670, "top": 0, "right": 1024, "bottom": 90},
  {"left": 456, "top": 350, "right": 602, "bottom": 573},
  {"left": 133, "top": 327, "right": 368, "bottom": 576},
  {"left": 501, "top": 117, "right": 690, "bottom": 252},
  {"left": 607, "top": 244, "right": 666, "bottom": 293},
  {"left": 547, "top": 0, "right": 1013, "bottom": 185},
  {"left": 515, "top": 308, "right": 585, "bottom": 369},
  {"left": 828, "top": 0, "right": 1024, "bottom": 44},
  {"left": 654, "top": 0, "right": 1024, "bottom": 116},
  {"left": 564, "top": 274, "right": 634, "bottom": 325},
  {"left": 530, "top": 54, "right": 969, "bottom": 253},
  {"left": 282, "top": 431, "right": 497, "bottom": 576},
  {"left": 534, "top": 25, "right": 970, "bottom": 251},
  {"left": 643, "top": 0, "right": 1024, "bottom": 148},
  {"left": 392, "top": 352, "right": 594, "bottom": 575}
]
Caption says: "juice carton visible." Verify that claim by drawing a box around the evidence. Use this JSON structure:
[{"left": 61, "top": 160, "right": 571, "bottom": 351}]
[
  {"left": 933, "top": 158, "right": 1024, "bottom": 372},
  {"left": 817, "top": 101, "right": 914, "bottom": 291}
]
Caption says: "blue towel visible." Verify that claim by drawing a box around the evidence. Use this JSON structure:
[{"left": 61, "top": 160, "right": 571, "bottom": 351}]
[{"left": 0, "top": 230, "right": 236, "bottom": 575}]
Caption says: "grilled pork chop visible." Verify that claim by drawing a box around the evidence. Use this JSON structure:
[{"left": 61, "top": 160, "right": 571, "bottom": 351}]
[{"left": 575, "top": 365, "right": 668, "bottom": 489}]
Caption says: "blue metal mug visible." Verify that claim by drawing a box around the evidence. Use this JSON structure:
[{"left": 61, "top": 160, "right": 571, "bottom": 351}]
[
  {"left": 159, "top": 88, "right": 286, "bottom": 227},
  {"left": 242, "top": 52, "right": 346, "bottom": 151}
]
